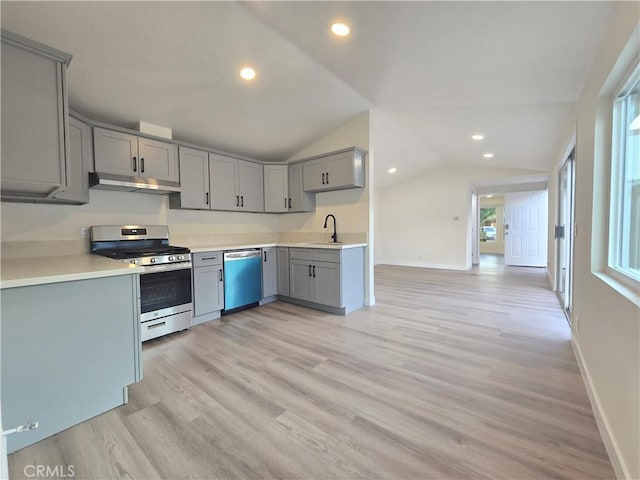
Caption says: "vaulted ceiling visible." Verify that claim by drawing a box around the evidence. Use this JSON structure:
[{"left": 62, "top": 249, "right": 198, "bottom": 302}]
[{"left": 1, "top": 1, "right": 614, "bottom": 188}]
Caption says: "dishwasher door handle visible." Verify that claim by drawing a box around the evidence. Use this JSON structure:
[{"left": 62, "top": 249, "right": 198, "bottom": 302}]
[{"left": 224, "top": 250, "right": 261, "bottom": 260}]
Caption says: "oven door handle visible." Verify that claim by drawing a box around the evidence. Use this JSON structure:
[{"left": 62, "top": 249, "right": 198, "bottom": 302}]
[{"left": 142, "top": 262, "right": 192, "bottom": 274}]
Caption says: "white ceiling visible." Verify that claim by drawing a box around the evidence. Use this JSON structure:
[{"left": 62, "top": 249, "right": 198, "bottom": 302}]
[{"left": 1, "top": 1, "right": 614, "bottom": 187}]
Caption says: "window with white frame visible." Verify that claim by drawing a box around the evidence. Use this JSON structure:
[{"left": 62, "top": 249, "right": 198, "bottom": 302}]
[{"left": 609, "top": 61, "right": 640, "bottom": 285}]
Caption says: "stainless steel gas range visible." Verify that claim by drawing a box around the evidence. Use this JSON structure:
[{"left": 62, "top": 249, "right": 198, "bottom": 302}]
[{"left": 90, "top": 225, "right": 192, "bottom": 342}]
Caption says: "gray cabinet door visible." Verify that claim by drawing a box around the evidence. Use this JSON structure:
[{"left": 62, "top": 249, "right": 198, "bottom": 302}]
[
  {"left": 1, "top": 39, "right": 68, "bottom": 197},
  {"left": 302, "top": 158, "right": 326, "bottom": 191},
  {"left": 288, "top": 163, "right": 315, "bottom": 212},
  {"left": 177, "top": 146, "right": 209, "bottom": 209},
  {"left": 325, "top": 151, "right": 358, "bottom": 189},
  {"left": 264, "top": 165, "right": 288, "bottom": 212},
  {"left": 238, "top": 160, "right": 264, "bottom": 212},
  {"left": 93, "top": 127, "right": 139, "bottom": 176},
  {"left": 313, "top": 261, "right": 342, "bottom": 307},
  {"left": 138, "top": 137, "right": 178, "bottom": 181},
  {"left": 262, "top": 247, "right": 278, "bottom": 297},
  {"left": 209, "top": 153, "right": 239, "bottom": 210},
  {"left": 193, "top": 265, "right": 224, "bottom": 316},
  {"left": 289, "top": 259, "right": 314, "bottom": 302},
  {"left": 277, "top": 247, "right": 290, "bottom": 296},
  {"left": 52, "top": 116, "right": 91, "bottom": 204}
]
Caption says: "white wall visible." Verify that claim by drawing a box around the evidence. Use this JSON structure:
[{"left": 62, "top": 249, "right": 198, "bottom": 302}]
[
  {"left": 550, "top": 4, "right": 639, "bottom": 478},
  {"left": 280, "top": 112, "right": 374, "bottom": 305},
  {"left": 375, "top": 165, "right": 543, "bottom": 270},
  {"left": 0, "top": 189, "right": 279, "bottom": 256}
]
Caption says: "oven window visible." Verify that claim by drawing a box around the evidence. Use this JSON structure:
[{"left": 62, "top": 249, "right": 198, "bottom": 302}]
[{"left": 139, "top": 269, "right": 192, "bottom": 314}]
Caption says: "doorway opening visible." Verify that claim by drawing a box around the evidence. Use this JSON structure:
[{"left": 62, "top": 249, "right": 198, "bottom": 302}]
[{"left": 479, "top": 195, "right": 505, "bottom": 266}]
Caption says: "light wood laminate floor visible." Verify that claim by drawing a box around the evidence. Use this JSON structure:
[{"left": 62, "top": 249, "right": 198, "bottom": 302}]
[{"left": 8, "top": 264, "right": 614, "bottom": 479}]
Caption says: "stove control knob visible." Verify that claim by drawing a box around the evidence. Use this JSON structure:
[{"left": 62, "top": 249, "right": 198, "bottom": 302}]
[
  {"left": 129, "top": 259, "right": 137, "bottom": 265},
  {"left": 168, "top": 256, "right": 174, "bottom": 261},
  {"left": 177, "top": 255, "right": 183, "bottom": 261},
  {"left": 150, "top": 258, "right": 156, "bottom": 264}
]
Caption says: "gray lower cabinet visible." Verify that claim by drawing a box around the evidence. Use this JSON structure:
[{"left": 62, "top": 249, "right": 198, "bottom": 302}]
[
  {"left": 0, "top": 31, "right": 85, "bottom": 203},
  {"left": 1, "top": 274, "right": 141, "bottom": 453},
  {"left": 93, "top": 127, "right": 179, "bottom": 182},
  {"left": 302, "top": 147, "right": 366, "bottom": 192},
  {"left": 286, "top": 247, "right": 364, "bottom": 314},
  {"left": 277, "top": 247, "right": 290, "bottom": 296},
  {"left": 192, "top": 251, "right": 224, "bottom": 324},
  {"left": 262, "top": 247, "right": 277, "bottom": 298}
]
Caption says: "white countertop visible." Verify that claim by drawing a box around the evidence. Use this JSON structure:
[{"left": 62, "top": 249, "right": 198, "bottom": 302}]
[
  {"left": 189, "top": 242, "right": 367, "bottom": 253},
  {"left": 1, "top": 243, "right": 367, "bottom": 289},
  {"left": 1, "top": 254, "right": 143, "bottom": 289}
]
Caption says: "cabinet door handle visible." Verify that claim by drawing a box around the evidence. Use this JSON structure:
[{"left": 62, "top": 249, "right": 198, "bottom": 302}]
[
  {"left": 264, "top": 251, "right": 267, "bottom": 262},
  {"left": 236, "top": 195, "right": 239, "bottom": 207},
  {"left": 241, "top": 195, "right": 244, "bottom": 207},
  {"left": 201, "top": 256, "right": 218, "bottom": 261},
  {"left": 141, "top": 158, "right": 145, "bottom": 173},
  {"left": 219, "top": 269, "right": 223, "bottom": 281},
  {"left": 205, "top": 192, "right": 209, "bottom": 205},
  {"left": 288, "top": 198, "right": 292, "bottom": 209},
  {"left": 313, "top": 265, "right": 316, "bottom": 277},
  {"left": 284, "top": 198, "right": 287, "bottom": 209},
  {"left": 322, "top": 173, "right": 325, "bottom": 185},
  {"left": 308, "top": 265, "right": 312, "bottom": 277},
  {"left": 326, "top": 172, "right": 329, "bottom": 184},
  {"left": 133, "top": 156, "right": 137, "bottom": 172}
]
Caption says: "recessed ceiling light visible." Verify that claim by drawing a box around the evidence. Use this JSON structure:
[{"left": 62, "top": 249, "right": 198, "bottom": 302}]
[
  {"left": 486, "top": 194, "right": 493, "bottom": 198},
  {"left": 483, "top": 153, "right": 494, "bottom": 158},
  {"left": 331, "top": 23, "right": 350, "bottom": 37},
  {"left": 388, "top": 167, "right": 397, "bottom": 174},
  {"left": 471, "top": 134, "right": 484, "bottom": 141},
  {"left": 240, "top": 67, "right": 256, "bottom": 80}
]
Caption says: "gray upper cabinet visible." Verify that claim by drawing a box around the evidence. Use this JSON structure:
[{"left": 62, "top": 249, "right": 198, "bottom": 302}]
[
  {"left": 288, "top": 162, "right": 315, "bottom": 212},
  {"left": 171, "top": 146, "right": 209, "bottom": 209},
  {"left": 93, "top": 127, "right": 178, "bottom": 182},
  {"left": 262, "top": 247, "right": 277, "bottom": 298},
  {"left": 302, "top": 147, "right": 366, "bottom": 192},
  {"left": 264, "top": 165, "right": 288, "bottom": 213},
  {"left": 0, "top": 31, "right": 79, "bottom": 203},
  {"left": 61, "top": 115, "right": 93, "bottom": 204},
  {"left": 209, "top": 153, "right": 264, "bottom": 212}
]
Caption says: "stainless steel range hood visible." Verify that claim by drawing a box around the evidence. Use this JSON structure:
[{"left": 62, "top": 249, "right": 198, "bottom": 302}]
[{"left": 89, "top": 172, "right": 181, "bottom": 194}]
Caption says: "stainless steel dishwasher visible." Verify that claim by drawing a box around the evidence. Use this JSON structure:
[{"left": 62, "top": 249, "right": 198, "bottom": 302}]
[{"left": 223, "top": 249, "right": 262, "bottom": 312}]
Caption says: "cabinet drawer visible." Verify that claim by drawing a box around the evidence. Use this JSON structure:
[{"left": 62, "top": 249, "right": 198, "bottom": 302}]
[
  {"left": 289, "top": 248, "right": 315, "bottom": 261},
  {"left": 289, "top": 248, "right": 341, "bottom": 263},
  {"left": 192, "top": 251, "right": 223, "bottom": 267}
]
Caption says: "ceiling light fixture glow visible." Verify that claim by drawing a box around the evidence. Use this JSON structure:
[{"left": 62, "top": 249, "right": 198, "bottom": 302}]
[
  {"left": 331, "top": 23, "right": 350, "bottom": 36},
  {"left": 388, "top": 167, "right": 397, "bottom": 174},
  {"left": 240, "top": 67, "right": 256, "bottom": 80},
  {"left": 471, "top": 134, "right": 484, "bottom": 141},
  {"left": 486, "top": 194, "right": 493, "bottom": 198},
  {"left": 483, "top": 153, "right": 494, "bottom": 158}
]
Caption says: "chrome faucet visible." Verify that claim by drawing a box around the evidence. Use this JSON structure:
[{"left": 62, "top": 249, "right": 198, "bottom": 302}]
[{"left": 323, "top": 214, "right": 338, "bottom": 243}]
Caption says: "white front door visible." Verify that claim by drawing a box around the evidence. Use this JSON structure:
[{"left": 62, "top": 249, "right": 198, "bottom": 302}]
[{"left": 504, "top": 190, "right": 548, "bottom": 267}]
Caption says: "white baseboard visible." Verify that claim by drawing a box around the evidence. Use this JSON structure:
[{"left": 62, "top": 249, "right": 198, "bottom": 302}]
[
  {"left": 378, "top": 260, "right": 470, "bottom": 271},
  {"left": 571, "top": 338, "right": 630, "bottom": 480}
]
